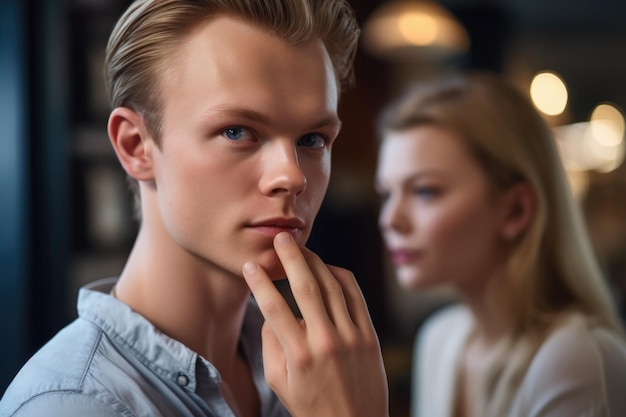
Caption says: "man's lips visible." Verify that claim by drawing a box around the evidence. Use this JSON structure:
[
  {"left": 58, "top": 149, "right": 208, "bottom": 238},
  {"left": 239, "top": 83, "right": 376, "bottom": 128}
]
[
  {"left": 388, "top": 249, "right": 422, "bottom": 265},
  {"left": 246, "top": 217, "right": 305, "bottom": 238}
]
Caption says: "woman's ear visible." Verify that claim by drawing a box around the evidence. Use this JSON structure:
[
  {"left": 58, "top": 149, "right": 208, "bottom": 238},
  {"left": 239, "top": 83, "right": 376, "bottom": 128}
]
[
  {"left": 499, "top": 181, "right": 536, "bottom": 242},
  {"left": 107, "top": 107, "right": 155, "bottom": 181}
]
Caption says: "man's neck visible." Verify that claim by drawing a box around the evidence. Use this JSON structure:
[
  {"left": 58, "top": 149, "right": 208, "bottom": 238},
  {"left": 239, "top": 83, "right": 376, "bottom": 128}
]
[{"left": 114, "top": 225, "right": 252, "bottom": 371}]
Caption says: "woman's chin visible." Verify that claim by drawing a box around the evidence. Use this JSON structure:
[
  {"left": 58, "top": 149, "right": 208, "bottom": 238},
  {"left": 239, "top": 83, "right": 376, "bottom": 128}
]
[{"left": 396, "top": 271, "right": 431, "bottom": 291}]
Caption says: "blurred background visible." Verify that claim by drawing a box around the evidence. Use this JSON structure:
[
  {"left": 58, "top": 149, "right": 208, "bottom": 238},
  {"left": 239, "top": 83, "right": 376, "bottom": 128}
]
[{"left": 2, "top": 0, "right": 626, "bottom": 414}]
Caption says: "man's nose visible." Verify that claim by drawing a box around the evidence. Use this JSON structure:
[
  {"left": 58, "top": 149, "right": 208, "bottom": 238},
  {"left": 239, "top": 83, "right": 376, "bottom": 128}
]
[{"left": 259, "top": 142, "right": 307, "bottom": 197}]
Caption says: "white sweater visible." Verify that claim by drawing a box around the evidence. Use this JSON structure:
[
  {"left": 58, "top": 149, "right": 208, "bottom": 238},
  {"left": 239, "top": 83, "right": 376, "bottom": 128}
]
[{"left": 413, "top": 305, "right": 626, "bottom": 417}]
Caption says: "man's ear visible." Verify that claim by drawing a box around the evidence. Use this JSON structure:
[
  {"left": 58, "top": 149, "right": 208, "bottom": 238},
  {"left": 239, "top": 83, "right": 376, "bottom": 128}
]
[
  {"left": 107, "top": 107, "right": 155, "bottom": 181},
  {"left": 499, "top": 181, "right": 536, "bottom": 242}
]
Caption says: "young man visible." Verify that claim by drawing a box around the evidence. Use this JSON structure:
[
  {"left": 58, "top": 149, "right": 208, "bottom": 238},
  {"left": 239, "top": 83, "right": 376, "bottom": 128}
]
[{"left": 0, "top": 0, "right": 389, "bottom": 416}]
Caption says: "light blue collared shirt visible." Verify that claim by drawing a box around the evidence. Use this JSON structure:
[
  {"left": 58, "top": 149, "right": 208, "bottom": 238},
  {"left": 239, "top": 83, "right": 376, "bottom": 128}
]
[{"left": 0, "top": 278, "right": 290, "bottom": 417}]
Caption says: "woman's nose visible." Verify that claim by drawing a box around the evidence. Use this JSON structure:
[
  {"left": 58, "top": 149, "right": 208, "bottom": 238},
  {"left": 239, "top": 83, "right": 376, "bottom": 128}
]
[{"left": 379, "top": 195, "right": 410, "bottom": 233}]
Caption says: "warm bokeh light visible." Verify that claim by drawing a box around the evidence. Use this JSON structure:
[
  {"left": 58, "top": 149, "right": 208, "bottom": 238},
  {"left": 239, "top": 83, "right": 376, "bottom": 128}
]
[
  {"left": 398, "top": 12, "right": 437, "bottom": 46},
  {"left": 554, "top": 121, "right": 625, "bottom": 175},
  {"left": 530, "top": 71, "right": 568, "bottom": 116},
  {"left": 589, "top": 103, "right": 625, "bottom": 147},
  {"left": 361, "top": 0, "right": 469, "bottom": 60}
]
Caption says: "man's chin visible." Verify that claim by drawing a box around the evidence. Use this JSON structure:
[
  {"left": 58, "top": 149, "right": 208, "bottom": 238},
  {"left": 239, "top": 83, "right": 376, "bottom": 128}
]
[
  {"left": 263, "top": 263, "right": 288, "bottom": 281},
  {"left": 248, "top": 251, "right": 287, "bottom": 281}
]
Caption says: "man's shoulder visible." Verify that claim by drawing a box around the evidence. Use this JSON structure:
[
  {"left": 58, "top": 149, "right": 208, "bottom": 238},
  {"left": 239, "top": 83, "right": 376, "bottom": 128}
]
[
  {"left": 0, "top": 391, "right": 123, "bottom": 417},
  {"left": 0, "top": 318, "right": 119, "bottom": 416}
]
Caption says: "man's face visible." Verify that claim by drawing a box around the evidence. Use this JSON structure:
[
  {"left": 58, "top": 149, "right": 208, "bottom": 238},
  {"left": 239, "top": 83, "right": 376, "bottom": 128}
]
[{"left": 145, "top": 16, "right": 340, "bottom": 279}]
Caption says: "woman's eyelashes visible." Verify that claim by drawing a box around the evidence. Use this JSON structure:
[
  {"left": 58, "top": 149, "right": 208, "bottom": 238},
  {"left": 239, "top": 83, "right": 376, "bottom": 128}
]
[
  {"left": 412, "top": 185, "right": 441, "bottom": 200},
  {"left": 376, "top": 186, "right": 441, "bottom": 206}
]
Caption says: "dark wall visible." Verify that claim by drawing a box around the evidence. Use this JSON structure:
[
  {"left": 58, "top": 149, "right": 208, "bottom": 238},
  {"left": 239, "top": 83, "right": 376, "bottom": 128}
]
[{"left": 0, "top": 0, "right": 29, "bottom": 392}]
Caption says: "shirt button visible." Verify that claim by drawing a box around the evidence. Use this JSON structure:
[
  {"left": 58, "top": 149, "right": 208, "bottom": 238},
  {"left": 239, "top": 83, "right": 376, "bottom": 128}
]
[{"left": 176, "top": 373, "right": 189, "bottom": 387}]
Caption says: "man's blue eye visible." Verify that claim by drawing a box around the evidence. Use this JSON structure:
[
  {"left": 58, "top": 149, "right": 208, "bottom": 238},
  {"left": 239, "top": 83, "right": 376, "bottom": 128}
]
[
  {"left": 298, "top": 133, "right": 326, "bottom": 148},
  {"left": 223, "top": 127, "right": 251, "bottom": 141}
]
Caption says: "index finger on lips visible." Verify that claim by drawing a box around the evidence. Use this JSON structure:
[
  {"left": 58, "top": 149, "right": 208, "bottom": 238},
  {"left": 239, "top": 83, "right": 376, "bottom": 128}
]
[
  {"left": 242, "top": 260, "right": 302, "bottom": 346},
  {"left": 273, "top": 232, "right": 332, "bottom": 330}
]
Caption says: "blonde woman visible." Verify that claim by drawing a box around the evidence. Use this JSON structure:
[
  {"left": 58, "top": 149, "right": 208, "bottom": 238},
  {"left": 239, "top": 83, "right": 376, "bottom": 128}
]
[{"left": 375, "top": 72, "right": 626, "bottom": 417}]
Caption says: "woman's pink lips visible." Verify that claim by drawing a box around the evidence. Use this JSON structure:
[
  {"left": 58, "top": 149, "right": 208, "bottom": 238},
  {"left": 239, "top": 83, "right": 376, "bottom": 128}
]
[{"left": 389, "top": 249, "right": 422, "bottom": 265}]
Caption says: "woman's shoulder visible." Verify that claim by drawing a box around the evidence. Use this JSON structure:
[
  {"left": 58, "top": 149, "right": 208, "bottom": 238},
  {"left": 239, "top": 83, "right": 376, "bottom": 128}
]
[
  {"left": 517, "top": 312, "right": 626, "bottom": 416},
  {"left": 411, "top": 304, "right": 473, "bottom": 417},
  {"left": 414, "top": 303, "right": 473, "bottom": 361},
  {"left": 418, "top": 303, "right": 472, "bottom": 341},
  {"left": 532, "top": 313, "right": 626, "bottom": 370}
]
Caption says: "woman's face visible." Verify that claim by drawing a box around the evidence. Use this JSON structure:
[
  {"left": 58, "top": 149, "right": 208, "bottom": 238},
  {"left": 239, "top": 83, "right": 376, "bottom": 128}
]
[{"left": 375, "top": 124, "right": 510, "bottom": 292}]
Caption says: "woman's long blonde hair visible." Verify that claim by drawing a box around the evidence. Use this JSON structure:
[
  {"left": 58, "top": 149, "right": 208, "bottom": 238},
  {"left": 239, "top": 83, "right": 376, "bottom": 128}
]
[{"left": 378, "top": 71, "right": 624, "bottom": 415}]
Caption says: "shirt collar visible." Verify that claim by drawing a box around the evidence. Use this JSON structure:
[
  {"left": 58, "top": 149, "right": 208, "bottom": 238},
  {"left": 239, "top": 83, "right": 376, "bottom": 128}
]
[{"left": 77, "top": 277, "right": 225, "bottom": 393}]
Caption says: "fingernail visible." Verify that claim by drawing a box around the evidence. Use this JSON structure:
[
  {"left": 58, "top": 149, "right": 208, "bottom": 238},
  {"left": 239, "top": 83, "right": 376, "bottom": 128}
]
[
  {"left": 243, "top": 262, "right": 257, "bottom": 274},
  {"left": 275, "top": 232, "right": 291, "bottom": 247}
]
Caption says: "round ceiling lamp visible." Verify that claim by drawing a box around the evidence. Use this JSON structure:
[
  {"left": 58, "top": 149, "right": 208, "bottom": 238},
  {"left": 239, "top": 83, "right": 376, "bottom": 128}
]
[{"left": 362, "top": 0, "right": 470, "bottom": 61}]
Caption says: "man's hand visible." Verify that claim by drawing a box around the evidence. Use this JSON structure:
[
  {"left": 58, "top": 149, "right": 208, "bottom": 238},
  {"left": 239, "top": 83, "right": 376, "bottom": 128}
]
[{"left": 242, "top": 232, "right": 389, "bottom": 417}]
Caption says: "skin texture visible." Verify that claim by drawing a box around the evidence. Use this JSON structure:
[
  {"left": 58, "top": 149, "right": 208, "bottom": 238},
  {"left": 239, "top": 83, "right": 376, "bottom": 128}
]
[{"left": 108, "top": 15, "right": 388, "bottom": 417}]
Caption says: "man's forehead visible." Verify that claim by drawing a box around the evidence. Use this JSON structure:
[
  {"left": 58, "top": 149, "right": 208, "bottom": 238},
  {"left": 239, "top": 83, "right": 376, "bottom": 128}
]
[
  {"left": 165, "top": 15, "right": 339, "bottom": 89},
  {"left": 157, "top": 16, "right": 340, "bottom": 124}
]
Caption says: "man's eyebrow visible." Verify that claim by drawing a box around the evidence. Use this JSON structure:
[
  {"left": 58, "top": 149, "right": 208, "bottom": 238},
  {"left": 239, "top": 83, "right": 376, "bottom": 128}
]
[
  {"left": 210, "top": 106, "right": 342, "bottom": 130},
  {"left": 210, "top": 107, "right": 272, "bottom": 124},
  {"left": 312, "top": 116, "right": 342, "bottom": 131}
]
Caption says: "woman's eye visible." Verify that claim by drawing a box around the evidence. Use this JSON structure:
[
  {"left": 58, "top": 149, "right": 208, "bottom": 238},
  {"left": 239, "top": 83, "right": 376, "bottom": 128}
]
[
  {"left": 297, "top": 133, "right": 327, "bottom": 149},
  {"left": 412, "top": 187, "right": 439, "bottom": 199},
  {"left": 222, "top": 127, "right": 253, "bottom": 141}
]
